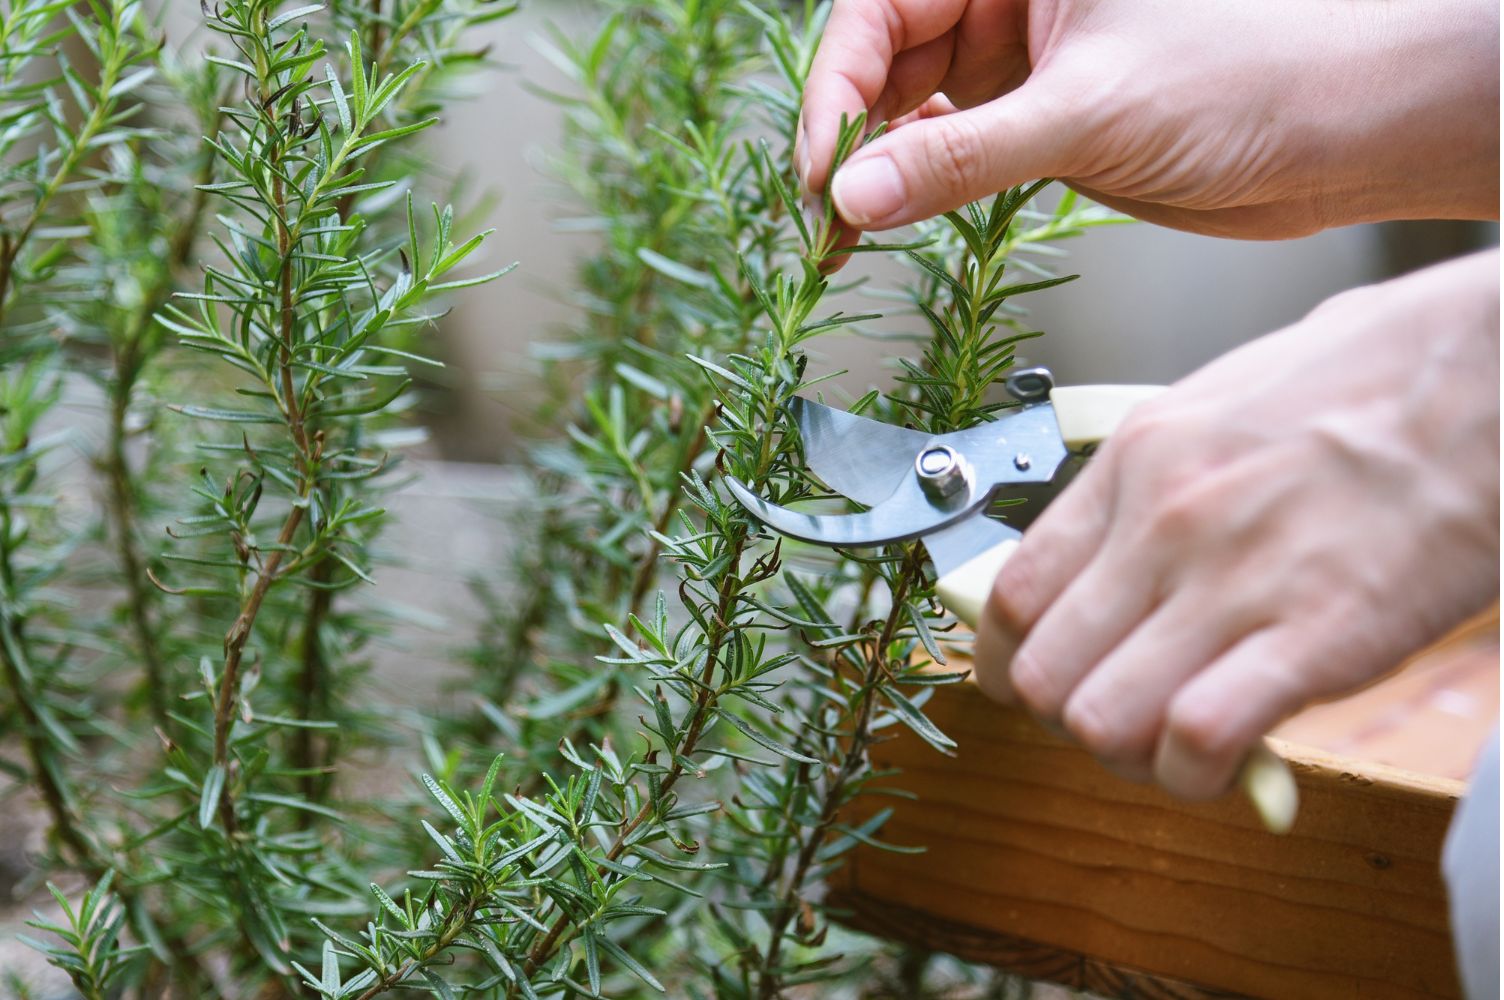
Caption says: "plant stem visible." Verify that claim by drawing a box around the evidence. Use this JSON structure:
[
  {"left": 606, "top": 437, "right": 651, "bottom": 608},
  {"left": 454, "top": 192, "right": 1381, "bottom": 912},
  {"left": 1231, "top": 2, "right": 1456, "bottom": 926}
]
[
  {"left": 294, "top": 559, "right": 335, "bottom": 809},
  {"left": 349, "top": 893, "right": 484, "bottom": 1000},
  {"left": 103, "top": 159, "right": 216, "bottom": 729},
  {"left": 375, "top": 0, "right": 440, "bottom": 80},
  {"left": 212, "top": 497, "right": 307, "bottom": 829},
  {"left": 0, "top": 25, "right": 127, "bottom": 327},
  {"left": 367, "top": 0, "right": 386, "bottom": 70},
  {"left": 510, "top": 321, "right": 802, "bottom": 985},
  {"left": 104, "top": 373, "right": 168, "bottom": 725},
  {"left": 530, "top": 539, "right": 742, "bottom": 961},
  {"left": 0, "top": 615, "right": 94, "bottom": 866},
  {"left": 626, "top": 412, "right": 711, "bottom": 624},
  {"left": 212, "top": 46, "right": 315, "bottom": 832},
  {"left": 0, "top": 233, "right": 15, "bottom": 331},
  {"left": 2, "top": 510, "right": 213, "bottom": 990},
  {"left": 753, "top": 550, "right": 926, "bottom": 998}
]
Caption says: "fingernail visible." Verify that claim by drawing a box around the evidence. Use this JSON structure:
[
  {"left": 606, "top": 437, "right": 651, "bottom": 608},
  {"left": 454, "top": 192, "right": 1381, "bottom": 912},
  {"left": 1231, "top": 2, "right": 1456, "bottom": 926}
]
[
  {"left": 1063, "top": 697, "right": 1107, "bottom": 748},
  {"left": 800, "top": 196, "right": 821, "bottom": 247},
  {"left": 796, "top": 119, "right": 813, "bottom": 193},
  {"left": 1155, "top": 730, "right": 1229, "bottom": 802},
  {"left": 831, "top": 155, "right": 904, "bottom": 227}
]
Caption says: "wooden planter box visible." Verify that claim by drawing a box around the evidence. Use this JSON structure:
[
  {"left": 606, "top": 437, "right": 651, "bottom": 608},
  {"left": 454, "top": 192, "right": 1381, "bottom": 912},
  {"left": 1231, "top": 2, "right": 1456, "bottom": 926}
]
[{"left": 829, "top": 613, "right": 1498, "bottom": 1000}]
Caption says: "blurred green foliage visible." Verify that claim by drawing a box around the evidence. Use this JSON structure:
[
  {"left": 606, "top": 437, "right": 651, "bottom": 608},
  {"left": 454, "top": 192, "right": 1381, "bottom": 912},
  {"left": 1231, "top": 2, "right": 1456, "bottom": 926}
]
[{"left": 0, "top": 1, "right": 1116, "bottom": 996}]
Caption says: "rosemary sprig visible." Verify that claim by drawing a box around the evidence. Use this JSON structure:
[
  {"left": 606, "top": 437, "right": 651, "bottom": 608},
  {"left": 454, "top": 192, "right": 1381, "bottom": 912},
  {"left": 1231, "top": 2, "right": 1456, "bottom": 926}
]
[{"left": 5, "top": 2, "right": 1121, "bottom": 996}]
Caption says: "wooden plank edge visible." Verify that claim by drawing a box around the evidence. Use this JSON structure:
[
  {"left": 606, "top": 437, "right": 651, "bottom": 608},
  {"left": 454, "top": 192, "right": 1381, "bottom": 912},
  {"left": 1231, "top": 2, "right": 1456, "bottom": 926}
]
[
  {"left": 828, "top": 687, "right": 1468, "bottom": 999},
  {"left": 1268, "top": 734, "right": 1466, "bottom": 803},
  {"left": 826, "top": 885, "right": 1251, "bottom": 999}
]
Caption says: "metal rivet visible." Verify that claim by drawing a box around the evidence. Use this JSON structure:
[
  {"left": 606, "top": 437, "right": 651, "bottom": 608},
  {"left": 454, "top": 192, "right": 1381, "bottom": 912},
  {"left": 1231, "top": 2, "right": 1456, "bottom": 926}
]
[
  {"left": 918, "top": 447, "right": 954, "bottom": 476},
  {"left": 1013, "top": 453, "right": 1031, "bottom": 471}
]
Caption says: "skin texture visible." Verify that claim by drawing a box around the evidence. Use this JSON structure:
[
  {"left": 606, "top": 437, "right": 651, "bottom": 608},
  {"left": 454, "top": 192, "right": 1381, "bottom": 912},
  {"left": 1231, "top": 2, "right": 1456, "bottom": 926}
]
[
  {"left": 976, "top": 250, "right": 1499, "bottom": 798},
  {"left": 798, "top": 0, "right": 1501, "bottom": 798},
  {"left": 798, "top": 0, "right": 1499, "bottom": 237}
]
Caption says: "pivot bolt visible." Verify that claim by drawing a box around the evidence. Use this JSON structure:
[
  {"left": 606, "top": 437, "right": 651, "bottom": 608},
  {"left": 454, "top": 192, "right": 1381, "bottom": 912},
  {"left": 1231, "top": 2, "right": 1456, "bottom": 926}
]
[{"left": 915, "top": 445, "right": 971, "bottom": 503}]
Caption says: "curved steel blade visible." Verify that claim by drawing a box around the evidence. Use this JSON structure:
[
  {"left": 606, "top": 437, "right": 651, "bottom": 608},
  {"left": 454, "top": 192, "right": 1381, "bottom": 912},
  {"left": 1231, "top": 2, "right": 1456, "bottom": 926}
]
[
  {"left": 727, "top": 477, "right": 1021, "bottom": 577},
  {"left": 792, "top": 397, "right": 931, "bottom": 506},
  {"left": 732, "top": 397, "right": 1074, "bottom": 548},
  {"left": 726, "top": 471, "right": 991, "bottom": 548}
]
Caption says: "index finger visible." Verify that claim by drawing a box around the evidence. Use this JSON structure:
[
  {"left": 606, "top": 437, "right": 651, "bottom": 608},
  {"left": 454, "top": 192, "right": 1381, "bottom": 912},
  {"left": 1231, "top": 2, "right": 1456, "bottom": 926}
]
[
  {"left": 798, "top": 0, "right": 969, "bottom": 196},
  {"left": 973, "top": 443, "right": 1117, "bottom": 703}
]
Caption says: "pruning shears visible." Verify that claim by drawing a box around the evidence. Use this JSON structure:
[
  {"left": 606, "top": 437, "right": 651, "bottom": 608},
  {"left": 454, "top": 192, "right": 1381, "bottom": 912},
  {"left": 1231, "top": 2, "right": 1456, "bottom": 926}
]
[{"left": 726, "top": 367, "right": 1299, "bottom": 835}]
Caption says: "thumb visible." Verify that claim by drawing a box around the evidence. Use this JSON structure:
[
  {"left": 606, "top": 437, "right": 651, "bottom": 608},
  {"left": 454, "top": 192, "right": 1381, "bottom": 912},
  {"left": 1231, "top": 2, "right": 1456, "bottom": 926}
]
[{"left": 831, "top": 84, "right": 1081, "bottom": 229}]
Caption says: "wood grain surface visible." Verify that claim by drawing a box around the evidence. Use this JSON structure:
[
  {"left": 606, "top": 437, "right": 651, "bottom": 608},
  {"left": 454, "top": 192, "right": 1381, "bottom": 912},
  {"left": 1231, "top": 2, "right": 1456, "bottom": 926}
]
[
  {"left": 1272, "top": 611, "right": 1498, "bottom": 780},
  {"left": 829, "top": 614, "right": 1499, "bottom": 999}
]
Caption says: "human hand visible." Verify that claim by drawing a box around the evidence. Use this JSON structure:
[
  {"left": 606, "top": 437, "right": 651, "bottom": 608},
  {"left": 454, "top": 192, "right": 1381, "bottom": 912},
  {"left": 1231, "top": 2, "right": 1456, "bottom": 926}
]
[
  {"left": 799, "top": 0, "right": 1498, "bottom": 238},
  {"left": 974, "top": 249, "right": 1500, "bottom": 799}
]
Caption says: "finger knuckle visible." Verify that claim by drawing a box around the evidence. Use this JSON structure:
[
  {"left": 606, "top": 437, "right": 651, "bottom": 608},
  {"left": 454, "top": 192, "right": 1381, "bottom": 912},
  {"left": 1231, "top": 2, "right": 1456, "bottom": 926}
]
[
  {"left": 1147, "top": 457, "right": 1241, "bottom": 547},
  {"left": 990, "top": 549, "right": 1041, "bottom": 628},
  {"left": 1038, "top": 72, "right": 1114, "bottom": 173},
  {"left": 1252, "top": 653, "right": 1327, "bottom": 723},
  {"left": 1111, "top": 402, "right": 1177, "bottom": 455},
  {"left": 926, "top": 116, "right": 987, "bottom": 193},
  {"left": 1149, "top": 483, "right": 1213, "bottom": 542},
  {"left": 1165, "top": 695, "right": 1233, "bottom": 760},
  {"left": 1062, "top": 696, "right": 1128, "bottom": 759},
  {"left": 1304, "top": 285, "right": 1367, "bottom": 322},
  {"left": 1008, "top": 648, "right": 1063, "bottom": 719},
  {"left": 1216, "top": 575, "right": 1280, "bottom": 633}
]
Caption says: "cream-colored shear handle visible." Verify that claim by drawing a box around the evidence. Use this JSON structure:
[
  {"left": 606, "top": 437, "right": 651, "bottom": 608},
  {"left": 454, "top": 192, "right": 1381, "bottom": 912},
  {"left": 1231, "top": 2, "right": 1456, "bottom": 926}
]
[{"left": 935, "top": 384, "right": 1300, "bottom": 835}]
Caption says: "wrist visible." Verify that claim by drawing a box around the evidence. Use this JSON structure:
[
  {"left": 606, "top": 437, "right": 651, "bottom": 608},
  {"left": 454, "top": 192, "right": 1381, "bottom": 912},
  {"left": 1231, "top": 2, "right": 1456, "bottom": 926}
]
[{"left": 1309, "top": 1, "right": 1498, "bottom": 226}]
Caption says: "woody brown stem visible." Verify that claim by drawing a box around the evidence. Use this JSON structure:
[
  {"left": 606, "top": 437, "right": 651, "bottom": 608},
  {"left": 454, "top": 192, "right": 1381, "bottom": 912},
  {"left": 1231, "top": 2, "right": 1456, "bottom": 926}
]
[
  {"left": 513, "top": 536, "right": 752, "bottom": 987},
  {"left": 626, "top": 413, "right": 711, "bottom": 625},
  {"left": 293, "top": 560, "right": 335, "bottom": 810},
  {"left": 212, "top": 498, "right": 307, "bottom": 833},
  {"left": 104, "top": 171, "right": 213, "bottom": 728},
  {"left": 754, "top": 550, "right": 925, "bottom": 999},
  {"left": 211, "top": 94, "right": 312, "bottom": 831}
]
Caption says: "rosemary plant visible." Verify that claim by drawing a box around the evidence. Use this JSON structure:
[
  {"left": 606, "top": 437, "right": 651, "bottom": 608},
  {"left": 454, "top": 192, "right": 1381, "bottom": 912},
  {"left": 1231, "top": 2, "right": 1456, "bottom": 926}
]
[
  {"left": 2, "top": 0, "right": 157, "bottom": 876},
  {"left": 145, "top": 0, "right": 512, "bottom": 983},
  {"left": 4, "top": 0, "right": 1120, "bottom": 996},
  {"left": 20, "top": 873, "right": 144, "bottom": 1000},
  {"left": 443, "top": 0, "right": 1123, "bottom": 993},
  {"left": 5, "top": 1, "right": 512, "bottom": 994}
]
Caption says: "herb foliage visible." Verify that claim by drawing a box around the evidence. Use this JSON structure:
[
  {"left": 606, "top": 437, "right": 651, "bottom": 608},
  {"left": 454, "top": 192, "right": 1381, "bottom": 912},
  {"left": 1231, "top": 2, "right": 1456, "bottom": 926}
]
[{"left": 1, "top": 0, "right": 1119, "bottom": 996}]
